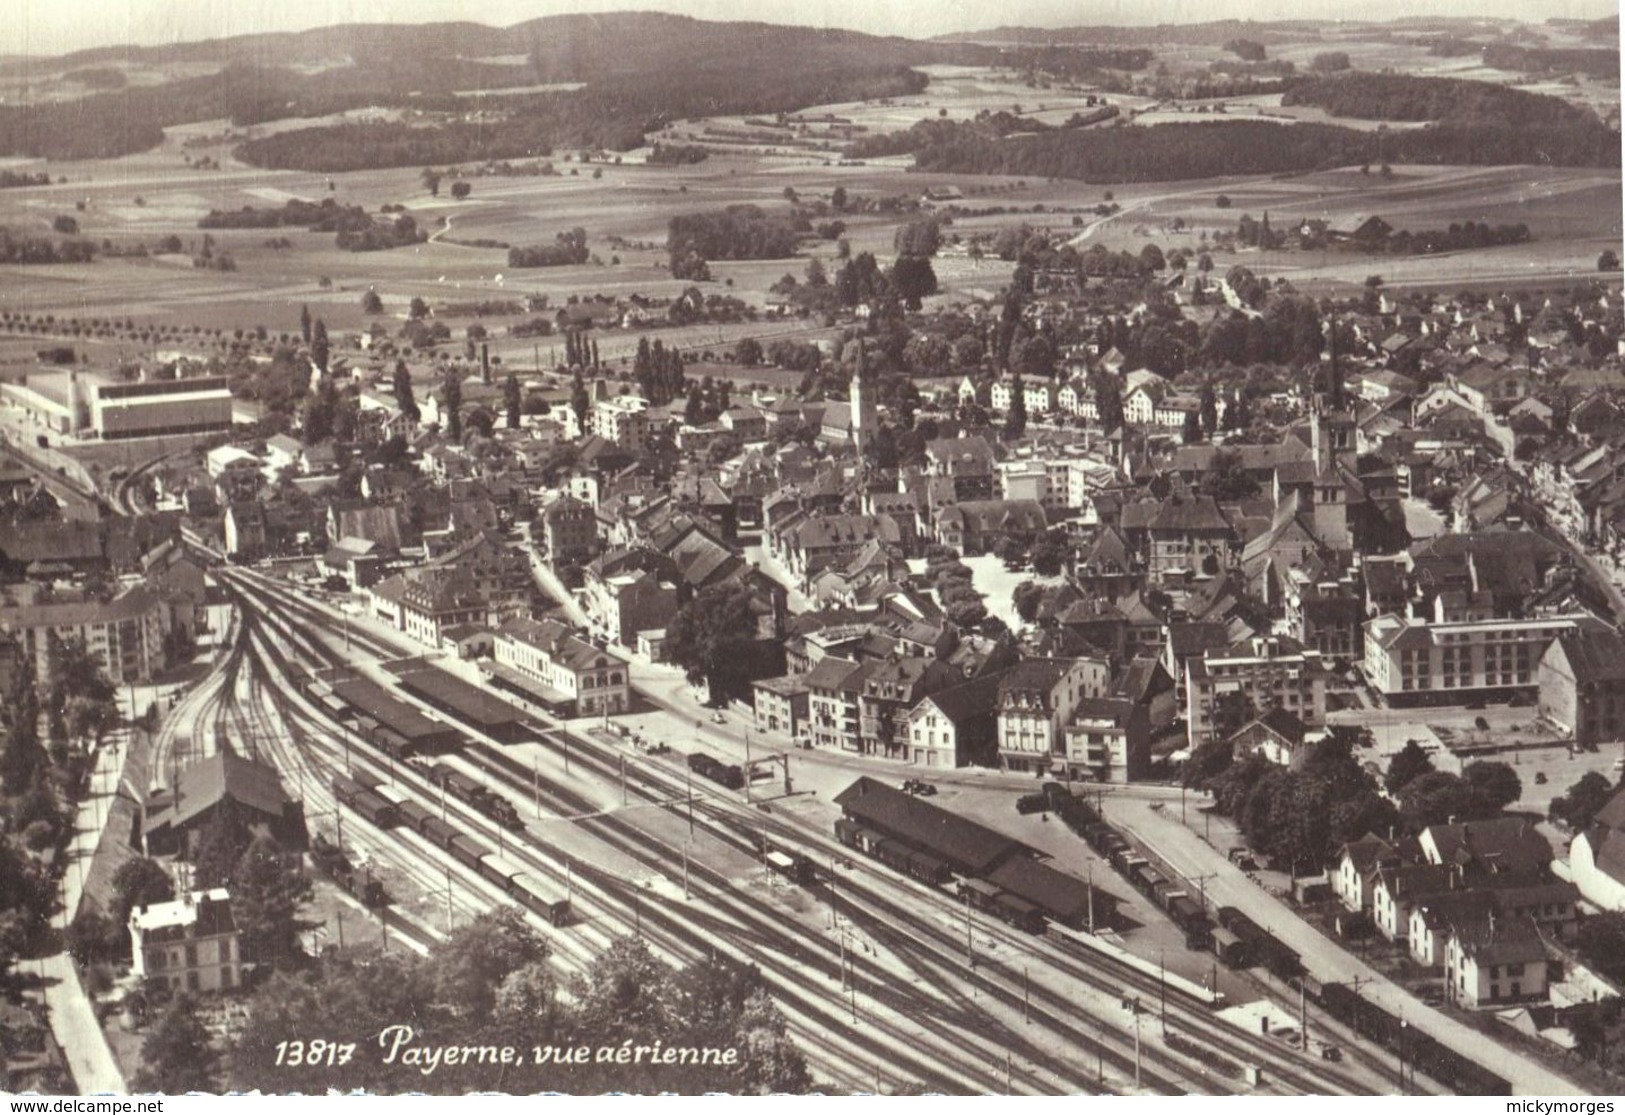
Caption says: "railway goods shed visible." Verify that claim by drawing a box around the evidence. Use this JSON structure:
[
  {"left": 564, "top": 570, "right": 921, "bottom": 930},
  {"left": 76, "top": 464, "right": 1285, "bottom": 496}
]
[
  {"left": 985, "top": 854, "right": 1118, "bottom": 932},
  {"left": 387, "top": 659, "right": 532, "bottom": 743},
  {"left": 314, "top": 668, "right": 463, "bottom": 754},
  {"left": 834, "top": 776, "right": 1027, "bottom": 877}
]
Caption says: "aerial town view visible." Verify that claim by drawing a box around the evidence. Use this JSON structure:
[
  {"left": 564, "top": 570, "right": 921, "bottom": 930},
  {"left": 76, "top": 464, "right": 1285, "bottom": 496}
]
[{"left": 0, "top": 0, "right": 1620, "bottom": 1097}]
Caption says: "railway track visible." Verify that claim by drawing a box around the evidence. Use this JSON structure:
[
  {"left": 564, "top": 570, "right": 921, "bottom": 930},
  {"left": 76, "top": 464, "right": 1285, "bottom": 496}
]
[{"left": 217, "top": 569, "right": 1405, "bottom": 1095}]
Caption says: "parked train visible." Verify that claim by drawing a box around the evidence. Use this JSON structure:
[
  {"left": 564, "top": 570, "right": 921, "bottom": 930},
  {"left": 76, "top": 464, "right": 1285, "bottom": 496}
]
[
  {"left": 309, "top": 832, "right": 388, "bottom": 908},
  {"left": 1293, "top": 973, "right": 1511, "bottom": 1095},
  {"left": 687, "top": 750, "right": 745, "bottom": 791},
  {"left": 331, "top": 772, "right": 400, "bottom": 830},
  {"left": 425, "top": 761, "right": 525, "bottom": 830},
  {"left": 337, "top": 775, "right": 572, "bottom": 927}
]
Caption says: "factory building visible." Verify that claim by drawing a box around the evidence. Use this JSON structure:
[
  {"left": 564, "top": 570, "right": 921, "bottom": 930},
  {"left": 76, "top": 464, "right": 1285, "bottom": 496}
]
[{"left": 1, "top": 370, "right": 232, "bottom": 440}]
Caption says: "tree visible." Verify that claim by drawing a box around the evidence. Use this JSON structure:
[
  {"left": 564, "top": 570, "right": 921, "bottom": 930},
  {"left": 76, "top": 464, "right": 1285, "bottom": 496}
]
[
  {"left": 0, "top": 671, "right": 45, "bottom": 795},
  {"left": 1462, "top": 760, "right": 1522, "bottom": 811},
  {"left": 1004, "top": 376, "right": 1027, "bottom": 440},
  {"left": 301, "top": 377, "right": 336, "bottom": 443},
  {"left": 1203, "top": 448, "right": 1259, "bottom": 501},
  {"left": 665, "top": 585, "right": 761, "bottom": 704},
  {"left": 504, "top": 372, "right": 522, "bottom": 429},
  {"left": 1216, "top": 194, "right": 1232, "bottom": 209},
  {"left": 1092, "top": 372, "right": 1124, "bottom": 432},
  {"left": 230, "top": 833, "right": 312, "bottom": 968},
  {"left": 1550, "top": 771, "right": 1616, "bottom": 830},
  {"left": 1384, "top": 739, "right": 1435, "bottom": 793},
  {"left": 1398, "top": 771, "right": 1488, "bottom": 829},
  {"left": 421, "top": 169, "right": 442, "bottom": 197},
  {"left": 889, "top": 255, "right": 938, "bottom": 311},
  {"left": 570, "top": 371, "right": 590, "bottom": 433},
  {"left": 436, "top": 906, "right": 548, "bottom": 1019},
  {"left": 1030, "top": 529, "right": 1069, "bottom": 577},
  {"left": 110, "top": 858, "right": 175, "bottom": 941},
  {"left": 450, "top": 181, "right": 472, "bottom": 200},
  {"left": 392, "top": 361, "right": 419, "bottom": 424},
  {"left": 1576, "top": 911, "right": 1625, "bottom": 983},
  {"left": 443, "top": 368, "right": 463, "bottom": 441},
  {"left": 571, "top": 934, "right": 679, "bottom": 1042},
  {"left": 44, "top": 634, "right": 119, "bottom": 751},
  {"left": 299, "top": 304, "right": 312, "bottom": 343},
  {"left": 1600, "top": 250, "right": 1620, "bottom": 272},
  {"left": 408, "top": 296, "right": 430, "bottom": 320},
  {"left": 1199, "top": 383, "right": 1218, "bottom": 436},
  {"left": 683, "top": 383, "right": 705, "bottom": 426},
  {"left": 361, "top": 289, "right": 384, "bottom": 314},
  {"left": 1012, "top": 581, "right": 1044, "bottom": 623},
  {"left": 134, "top": 995, "right": 220, "bottom": 1094},
  {"left": 310, "top": 318, "right": 329, "bottom": 373},
  {"left": 831, "top": 186, "right": 848, "bottom": 211},
  {"left": 1181, "top": 408, "right": 1202, "bottom": 444},
  {"left": 735, "top": 338, "right": 762, "bottom": 366}
]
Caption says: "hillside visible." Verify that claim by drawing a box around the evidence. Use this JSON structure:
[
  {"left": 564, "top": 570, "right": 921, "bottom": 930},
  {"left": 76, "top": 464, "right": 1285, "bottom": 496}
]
[{"left": 0, "top": 13, "right": 988, "bottom": 162}]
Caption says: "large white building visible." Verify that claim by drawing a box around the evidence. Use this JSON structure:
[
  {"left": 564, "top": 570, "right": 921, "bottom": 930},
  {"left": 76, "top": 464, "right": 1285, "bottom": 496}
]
[
  {"left": 1363, "top": 613, "right": 1586, "bottom": 705},
  {"left": 129, "top": 888, "right": 243, "bottom": 994},
  {"left": 493, "top": 616, "right": 629, "bottom": 716},
  {"left": 590, "top": 396, "right": 652, "bottom": 454},
  {"left": 1, "top": 370, "right": 232, "bottom": 440}
]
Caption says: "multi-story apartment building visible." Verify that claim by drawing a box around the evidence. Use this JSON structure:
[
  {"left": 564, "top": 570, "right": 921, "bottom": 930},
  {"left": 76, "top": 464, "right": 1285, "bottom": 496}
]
[
  {"left": 806, "top": 655, "right": 867, "bottom": 753},
  {"left": 540, "top": 496, "right": 600, "bottom": 568},
  {"left": 1363, "top": 613, "right": 1587, "bottom": 706},
  {"left": 1062, "top": 696, "right": 1149, "bottom": 783},
  {"left": 1184, "top": 636, "right": 1329, "bottom": 745},
  {"left": 369, "top": 569, "right": 488, "bottom": 647},
  {"left": 590, "top": 396, "right": 652, "bottom": 454},
  {"left": 856, "top": 656, "right": 961, "bottom": 758},
  {"left": 493, "top": 616, "right": 629, "bottom": 716},
  {"left": 0, "top": 586, "right": 175, "bottom": 686},
  {"left": 1146, "top": 496, "right": 1235, "bottom": 582},
  {"left": 995, "top": 657, "right": 1112, "bottom": 774},
  {"left": 129, "top": 889, "right": 242, "bottom": 994}
]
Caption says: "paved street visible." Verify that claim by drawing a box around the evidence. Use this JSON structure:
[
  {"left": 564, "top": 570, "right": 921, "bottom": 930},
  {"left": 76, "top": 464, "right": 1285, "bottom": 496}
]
[
  {"left": 1112, "top": 795, "right": 1584, "bottom": 1096},
  {"left": 37, "top": 736, "right": 130, "bottom": 1094}
]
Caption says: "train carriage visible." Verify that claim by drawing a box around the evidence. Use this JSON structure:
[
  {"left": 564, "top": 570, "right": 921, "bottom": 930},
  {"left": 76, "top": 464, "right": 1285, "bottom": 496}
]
[
  {"left": 992, "top": 892, "right": 1046, "bottom": 935},
  {"left": 958, "top": 877, "right": 1002, "bottom": 913},
  {"left": 1212, "top": 927, "right": 1251, "bottom": 968},
  {"left": 348, "top": 789, "right": 399, "bottom": 828},
  {"left": 448, "top": 833, "right": 492, "bottom": 871},
  {"left": 511, "top": 872, "right": 571, "bottom": 927},
  {"left": 905, "top": 848, "right": 953, "bottom": 887},
  {"left": 420, "top": 816, "right": 460, "bottom": 850},
  {"left": 477, "top": 853, "right": 526, "bottom": 891},
  {"left": 373, "top": 726, "right": 414, "bottom": 760},
  {"left": 764, "top": 850, "right": 816, "bottom": 885},
  {"left": 396, "top": 799, "right": 434, "bottom": 834}
]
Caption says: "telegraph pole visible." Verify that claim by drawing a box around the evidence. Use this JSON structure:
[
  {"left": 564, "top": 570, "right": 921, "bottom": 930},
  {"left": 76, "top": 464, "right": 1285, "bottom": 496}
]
[
  {"left": 620, "top": 753, "right": 627, "bottom": 806},
  {"left": 964, "top": 890, "right": 974, "bottom": 968},
  {"left": 1159, "top": 949, "right": 1168, "bottom": 1036},
  {"left": 533, "top": 758, "right": 541, "bottom": 818},
  {"left": 682, "top": 844, "right": 690, "bottom": 899}
]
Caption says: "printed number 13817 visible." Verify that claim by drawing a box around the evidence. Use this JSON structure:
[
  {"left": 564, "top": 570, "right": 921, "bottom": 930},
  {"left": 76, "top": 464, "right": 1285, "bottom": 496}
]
[{"left": 275, "top": 1040, "right": 357, "bottom": 1067}]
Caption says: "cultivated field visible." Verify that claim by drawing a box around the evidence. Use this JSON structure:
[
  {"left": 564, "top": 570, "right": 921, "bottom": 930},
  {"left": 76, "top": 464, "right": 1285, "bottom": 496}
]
[{"left": 0, "top": 50, "right": 1618, "bottom": 370}]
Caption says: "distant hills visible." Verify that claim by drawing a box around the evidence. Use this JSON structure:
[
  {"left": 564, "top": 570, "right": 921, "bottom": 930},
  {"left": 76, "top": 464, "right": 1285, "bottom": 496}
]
[{"left": 0, "top": 13, "right": 993, "bottom": 163}]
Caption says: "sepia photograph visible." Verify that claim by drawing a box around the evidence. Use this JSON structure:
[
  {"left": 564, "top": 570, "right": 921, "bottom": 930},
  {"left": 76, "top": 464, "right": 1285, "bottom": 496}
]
[{"left": 0, "top": 0, "right": 1621, "bottom": 1097}]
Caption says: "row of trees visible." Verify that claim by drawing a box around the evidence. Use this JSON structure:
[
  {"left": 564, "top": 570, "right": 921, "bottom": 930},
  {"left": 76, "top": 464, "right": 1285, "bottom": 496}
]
[
  {"left": 1186, "top": 726, "right": 1524, "bottom": 874},
  {"left": 508, "top": 229, "right": 590, "bottom": 268}
]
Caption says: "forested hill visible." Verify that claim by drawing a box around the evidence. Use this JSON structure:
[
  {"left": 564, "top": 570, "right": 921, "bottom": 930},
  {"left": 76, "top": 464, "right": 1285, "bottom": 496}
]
[
  {"left": 878, "top": 117, "right": 1619, "bottom": 184},
  {"left": 932, "top": 20, "right": 1344, "bottom": 45},
  {"left": 1281, "top": 71, "right": 1611, "bottom": 127},
  {"left": 0, "top": 13, "right": 983, "bottom": 162}
]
